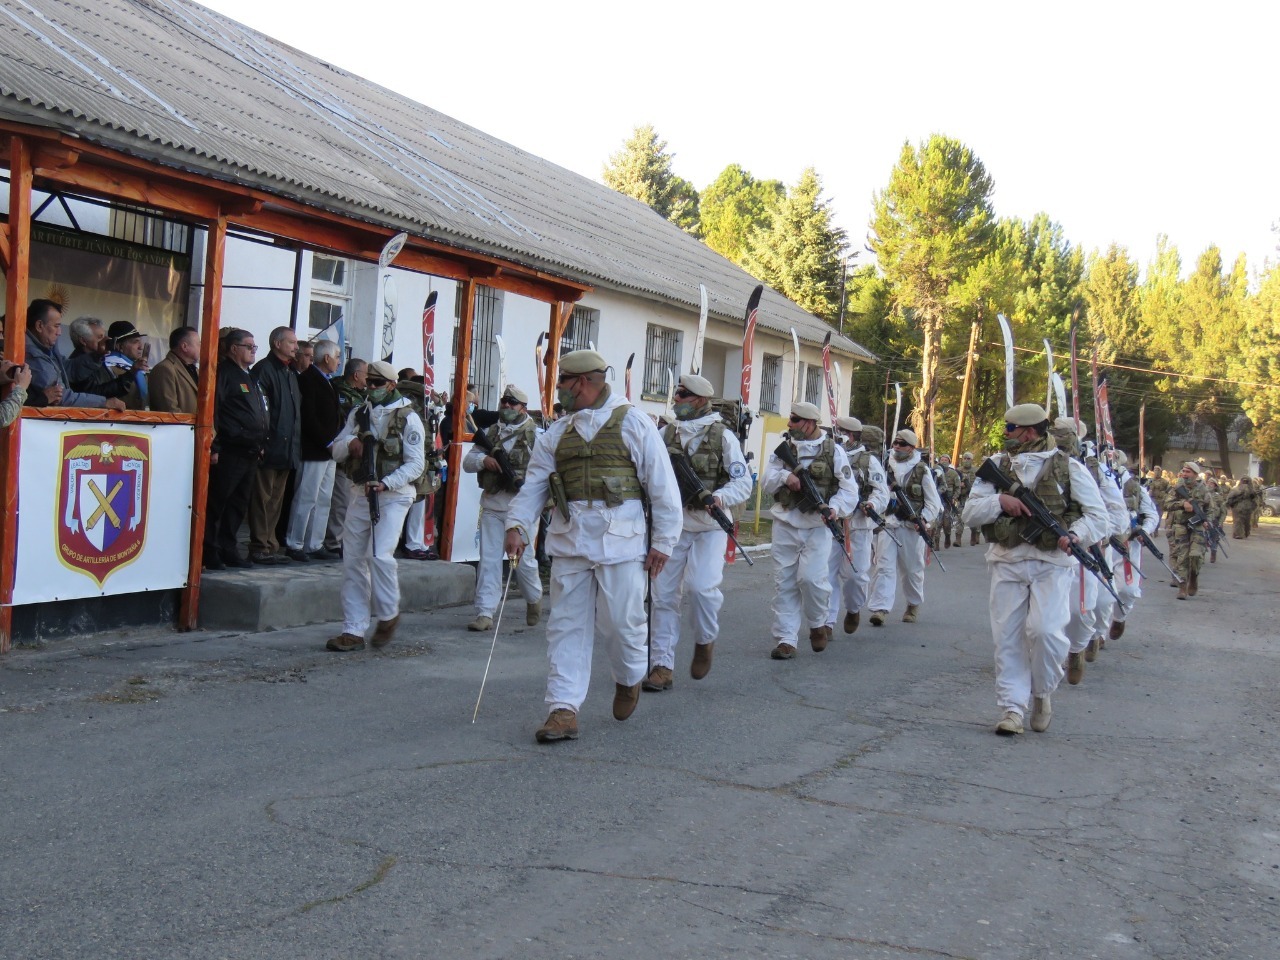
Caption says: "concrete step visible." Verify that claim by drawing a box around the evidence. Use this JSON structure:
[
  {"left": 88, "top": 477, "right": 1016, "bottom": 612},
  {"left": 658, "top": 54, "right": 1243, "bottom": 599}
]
[{"left": 198, "top": 558, "right": 475, "bottom": 632}]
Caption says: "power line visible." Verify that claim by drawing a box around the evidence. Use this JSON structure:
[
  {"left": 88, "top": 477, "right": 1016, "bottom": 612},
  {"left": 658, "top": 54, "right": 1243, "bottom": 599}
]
[{"left": 981, "top": 341, "right": 1280, "bottom": 391}]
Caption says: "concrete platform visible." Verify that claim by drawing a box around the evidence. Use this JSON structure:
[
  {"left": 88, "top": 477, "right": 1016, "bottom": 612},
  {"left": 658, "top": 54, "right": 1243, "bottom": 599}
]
[{"left": 198, "top": 558, "right": 475, "bottom": 632}]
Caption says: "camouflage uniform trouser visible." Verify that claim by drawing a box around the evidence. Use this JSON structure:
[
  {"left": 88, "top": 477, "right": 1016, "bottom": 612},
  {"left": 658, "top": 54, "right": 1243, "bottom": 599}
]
[
  {"left": 1169, "top": 524, "right": 1206, "bottom": 579},
  {"left": 1230, "top": 507, "right": 1252, "bottom": 538}
]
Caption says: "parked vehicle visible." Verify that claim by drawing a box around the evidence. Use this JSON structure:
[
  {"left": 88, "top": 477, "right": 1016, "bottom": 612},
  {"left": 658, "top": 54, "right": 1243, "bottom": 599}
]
[{"left": 1262, "top": 486, "right": 1280, "bottom": 517}]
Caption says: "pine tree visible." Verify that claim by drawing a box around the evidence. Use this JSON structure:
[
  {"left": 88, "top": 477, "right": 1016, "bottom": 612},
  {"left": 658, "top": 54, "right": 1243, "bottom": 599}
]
[
  {"left": 741, "top": 167, "right": 848, "bottom": 322},
  {"left": 602, "top": 125, "right": 700, "bottom": 235},
  {"left": 700, "top": 164, "right": 784, "bottom": 264}
]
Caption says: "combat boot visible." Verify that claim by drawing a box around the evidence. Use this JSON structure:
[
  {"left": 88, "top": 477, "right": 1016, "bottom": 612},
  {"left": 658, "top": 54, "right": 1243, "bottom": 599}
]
[
  {"left": 810, "top": 625, "right": 831, "bottom": 652},
  {"left": 1177, "top": 580, "right": 1189, "bottom": 600},
  {"left": 902, "top": 604, "right": 919, "bottom": 623},
  {"left": 843, "top": 610, "right": 860, "bottom": 634},
  {"left": 690, "top": 642, "right": 714, "bottom": 679},
  {"left": 1030, "top": 695, "right": 1052, "bottom": 732},
  {"left": 970, "top": 530, "right": 980, "bottom": 546},
  {"left": 1085, "top": 635, "right": 1101, "bottom": 662},
  {"left": 612, "top": 682, "right": 641, "bottom": 720},
  {"left": 535, "top": 709, "right": 579, "bottom": 743},
  {"left": 642, "top": 665, "right": 673, "bottom": 692},
  {"left": 1066, "top": 651, "right": 1085, "bottom": 685},
  {"left": 1188, "top": 567, "right": 1199, "bottom": 596}
]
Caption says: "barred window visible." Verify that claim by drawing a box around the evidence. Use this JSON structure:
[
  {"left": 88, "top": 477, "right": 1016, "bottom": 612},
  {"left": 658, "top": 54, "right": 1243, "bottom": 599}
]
[
  {"left": 760, "top": 354, "right": 782, "bottom": 413},
  {"left": 561, "top": 305, "right": 600, "bottom": 354},
  {"left": 804, "top": 364, "right": 822, "bottom": 407},
  {"left": 453, "top": 283, "right": 504, "bottom": 409},
  {"left": 644, "top": 324, "right": 682, "bottom": 396}
]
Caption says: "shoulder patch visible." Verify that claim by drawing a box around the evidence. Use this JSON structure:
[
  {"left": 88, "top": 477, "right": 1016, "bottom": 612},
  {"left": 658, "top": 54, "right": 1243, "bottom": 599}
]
[
  {"left": 841, "top": 465, "right": 853, "bottom": 479},
  {"left": 405, "top": 429, "right": 422, "bottom": 446},
  {"left": 728, "top": 460, "right": 748, "bottom": 479}
]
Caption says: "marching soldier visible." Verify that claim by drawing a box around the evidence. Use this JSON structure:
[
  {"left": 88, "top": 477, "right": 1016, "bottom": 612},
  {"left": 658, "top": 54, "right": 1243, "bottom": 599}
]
[
  {"left": 504, "top": 350, "right": 682, "bottom": 743},
  {"left": 763, "top": 401, "right": 859, "bottom": 659},
  {"left": 645, "top": 374, "right": 752, "bottom": 690},
  {"left": 933, "top": 454, "right": 963, "bottom": 548},
  {"left": 463, "top": 384, "right": 543, "bottom": 632},
  {"left": 1164, "top": 462, "right": 1210, "bottom": 599},
  {"left": 1107, "top": 450, "right": 1158, "bottom": 640},
  {"left": 824, "top": 416, "right": 890, "bottom": 635},
  {"left": 961, "top": 404, "right": 1108, "bottom": 735},
  {"left": 1148, "top": 467, "right": 1171, "bottom": 535},
  {"left": 867, "top": 429, "right": 942, "bottom": 626},
  {"left": 1226, "top": 476, "right": 1254, "bottom": 539}
]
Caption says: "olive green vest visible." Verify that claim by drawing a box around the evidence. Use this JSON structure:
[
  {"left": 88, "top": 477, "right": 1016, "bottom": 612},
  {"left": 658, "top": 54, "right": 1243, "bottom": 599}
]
[
  {"left": 774, "top": 435, "right": 838, "bottom": 511},
  {"left": 477, "top": 419, "right": 537, "bottom": 494},
  {"left": 890, "top": 460, "right": 929, "bottom": 518},
  {"left": 1122, "top": 474, "right": 1142, "bottom": 514},
  {"left": 982, "top": 450, "right": 1084, "bottom": 550},
  {"left": 850, "top": 448, "right": 878, "bottom": 502},
  {"left": 340, "top": 403, "right": 432, "bottom": 495},
  {"left": 663, "top": 420, "right": 729, "bottom": 509},
  {"left": 554, "top": 404, "right": 643, "bottom": 506}
]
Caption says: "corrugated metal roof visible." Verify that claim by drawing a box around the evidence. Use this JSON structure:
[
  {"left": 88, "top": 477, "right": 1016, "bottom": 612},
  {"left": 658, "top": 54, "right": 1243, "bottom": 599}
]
[{"left": 0, "top": 0, "right": 874, "bottom": 360}]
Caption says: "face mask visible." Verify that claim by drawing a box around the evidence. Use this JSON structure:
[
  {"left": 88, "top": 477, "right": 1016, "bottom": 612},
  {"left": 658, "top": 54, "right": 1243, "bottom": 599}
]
[
  {"left": 368, "top": 386, "right": 390, "bottom": 404},
  {"left": 499, "top": 408, "right": 522, "bottom": 424},
  {"left": 673, "top": 401, "right": 699, "bottom": 421},
  {"left": 1003, "top": 436, "right": 1023, "bottom": 452},
  {"left": 892, "top": 448, "right": 912, "bottom": 461},
  {"left": 788, "top": 427, "right": 808, "bottom": 440},
  {"left": 467, "top": 402, "right": 476, "bottom": 414},
  {"left": 557, "top": 387, "right": 576, "bottom": 412}
]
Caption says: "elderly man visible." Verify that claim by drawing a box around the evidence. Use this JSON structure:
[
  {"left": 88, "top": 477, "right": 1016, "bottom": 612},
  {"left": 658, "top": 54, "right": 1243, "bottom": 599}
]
[
  {"left": 824, "top": 415, "right": 889, "bottom": 636},
  {"left": 644, "top": 373, "right": 752, "bottom": 690},
  {"left": 65, "top": 316, "right": 129, "bottom": 401},
  {"left": 763, "top": 401, "right": 859, "bottom": 659},
  {"left": 463, "top": 383, "right": 544, "bottom": 631},
  {"left": 204, "top": 329, "right": 269, "bottom": 570},
  {"left": 323, "top": 359, "right": 368, "bottom": 556},
  {"left": 285, "top": 339, "right": 343, "bottom": 562},
  {"left": 248, "top": 326, "right": 301, "bottom": 563},
  {"left": 325, "top": 361, "right": 425, "bottom": 651},
  {"left": 962, "top": 403, "right": 1108, "bottom": 735},
  {"left": 148, "top": 326, "right": 200, "bottom": 414},
  {"left": 503, "top": 350, "right": 682, "bottom": 743},
  {"left": 23, "top": 299, "right": 124, "bottom": 410},
  {"left": 867, "top": 428, "right": 942, "bottom": 626},
  {"left": 103, "top": 321, "right": 150, "bottom": 409}
]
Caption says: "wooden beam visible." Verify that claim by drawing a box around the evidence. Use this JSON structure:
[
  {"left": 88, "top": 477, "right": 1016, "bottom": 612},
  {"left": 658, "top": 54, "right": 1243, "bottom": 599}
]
[
  {"left": 0, "top": 222, "right": 9, "bottom": 274},
  {"left": 230, "top": 207, "right": 382, "bottom": 259},
  {"left": 179, "top": 219, "right": 226, "bottom": 630},
  {"left": 485, "top": 270, "right": 586, "bottom": 306},
  {"left": 541, "top": 300, "right": 574, "bottom": 414},
  {"left": 0, "top": 136, "right": 33, "bottom": 653},
  {"left": 440, "top": 277, "right": 477, "bottom": 561},
  {"left": 31, "top": 160, "right": 224, "bottom": 223},
  {"left": 20, "top": 408, "right": 194, "bottom": 425},
  {"left": 392, "top": 247, "right": 472, "bottom": 283}
]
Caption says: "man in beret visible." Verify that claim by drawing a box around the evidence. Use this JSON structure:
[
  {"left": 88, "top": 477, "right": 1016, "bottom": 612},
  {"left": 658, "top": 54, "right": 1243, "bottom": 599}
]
[
  {"left": 962, "top": 404, "right": 1107, "bottom": 734},
  {"left": 933, "top": 453, "right": 963, "bottom": 548},
  {"left": 504, "top": 350, "right": 682, "bottom": 742},
  {"left": 824, "top": 415, "right": 889, "bottom": 636},
  {"left": 644, "top": 373, "right": 752, "bottom": 690},
  {"left": 325, "top": 360, "right": 425, "bottom": 651},
  {"left": 1106, "top": 450, "right": 1158, "bottom": 642},
  {"left": 463, "top": 383, "right": 544, "bottom": 631},
  {"left": 957, "top": 451, "right": 979, "bottom": 546},
  {"left": 867, "top": 428, "right": 942, "bottom": 627},
  {"left": 1164, "top": 462, "right": 1210, "bottom": 599},
  {"left": 763, "top": 401, "right": 859, "bottom": 659}
]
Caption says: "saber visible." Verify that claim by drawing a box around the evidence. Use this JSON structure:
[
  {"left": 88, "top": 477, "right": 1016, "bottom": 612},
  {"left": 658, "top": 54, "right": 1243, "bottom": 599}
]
[
  {"left": 471, "top": 560, "right": 518, "bottom": 723},
  {"left": 691, "top": 283, "right": 708, "bottom": 375},
  {"left": 1043, "top": 338, "right": 1054, "bottom": 415},
  {"left": 997, "top": 313, "right": 1015, "bottom": 409}
]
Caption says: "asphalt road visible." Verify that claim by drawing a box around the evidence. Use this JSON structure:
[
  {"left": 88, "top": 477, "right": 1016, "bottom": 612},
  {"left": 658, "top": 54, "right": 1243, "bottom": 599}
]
[{"left": 2, "top": 526, "right": 1278, "bottom": 960}]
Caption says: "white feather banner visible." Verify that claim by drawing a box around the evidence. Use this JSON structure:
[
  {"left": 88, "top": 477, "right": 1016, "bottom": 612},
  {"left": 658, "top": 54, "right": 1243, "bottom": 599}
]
[{"left": 996, "top": 313, "right": 1015, "bottom": 409}]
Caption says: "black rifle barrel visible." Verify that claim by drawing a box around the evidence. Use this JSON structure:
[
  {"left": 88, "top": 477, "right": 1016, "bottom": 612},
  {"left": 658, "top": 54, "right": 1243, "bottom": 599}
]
[
  {"left": 771, "top": 440, "right": 846, "bottom": 547},
  {"left": 887, "top": 478, "right": 947, "bottom": 572},
  {"left": 472, "top": 427, "right": 524, "bottom": 490},
  {"left": 669, "top": 451, "right": 754, "bottom": 566}
]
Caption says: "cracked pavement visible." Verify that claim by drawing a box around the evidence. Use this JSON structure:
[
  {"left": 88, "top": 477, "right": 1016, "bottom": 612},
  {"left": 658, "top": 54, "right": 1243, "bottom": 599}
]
[{"left": 2, "top": 527, "right": 1278, "bottom": 959}]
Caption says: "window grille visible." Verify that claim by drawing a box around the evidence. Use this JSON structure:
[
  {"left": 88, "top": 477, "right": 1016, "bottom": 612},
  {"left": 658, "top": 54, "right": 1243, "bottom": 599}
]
[
  {"left": 760, "top": 354, "right": 782, "bottom": 413},
  {"left": 107, "top": 203, "right": 190, "bottom": 253},
  {"left": 454, "top": 283, "right": 503, "bottom": 409},
  {"left": 804, "top": 364, "right": 822, "bottom": 407},
  {"left": 561, "top": 305, "right": 600, "bottom": 354},
  {"left": 643, "top": 324, "right": 682, "bottom": 396}
]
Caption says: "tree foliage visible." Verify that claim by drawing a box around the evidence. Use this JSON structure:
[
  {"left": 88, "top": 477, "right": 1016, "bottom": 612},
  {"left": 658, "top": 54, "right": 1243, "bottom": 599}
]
[
  {"left": 700, "top": 164, "right": 784, "bottom": 264},
  {"left": 602, "top": 125, "right": 701, "bottom": 235}
]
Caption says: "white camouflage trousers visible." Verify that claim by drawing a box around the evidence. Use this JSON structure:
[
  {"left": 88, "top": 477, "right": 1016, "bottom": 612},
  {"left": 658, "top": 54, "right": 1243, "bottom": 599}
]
[
  {"left": 650, "top": 526, "right": 728, "bottom": 669},
  {"left": 340, "top": 485, "right": 413, "bottom": 636},
  {"left": 770, "top": 520, "right": 833, "bottom": 644},
  {"left": 989, "top": 558, "right": 1072, "bottom": 717}
]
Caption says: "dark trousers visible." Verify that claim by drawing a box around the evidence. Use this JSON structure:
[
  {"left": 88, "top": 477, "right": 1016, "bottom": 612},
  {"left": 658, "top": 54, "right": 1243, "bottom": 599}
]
[{"left": 205, "top": 448, "right": 258, "bottom": 559}]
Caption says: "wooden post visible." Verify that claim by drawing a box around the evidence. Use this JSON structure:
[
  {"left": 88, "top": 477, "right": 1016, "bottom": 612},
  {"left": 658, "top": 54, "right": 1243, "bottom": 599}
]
[
  {"left": 179, "top": 218, "right": 226, "bottom": 630},
  {"left": 951, "top": 316, "right": 981, "bottom": 464},
  {"left": 440, "top": 277, "right": 476, "bottom": 561},
  {"left": 542, "top": 300, "right": 572, "bottom": 414},
  {"left": 0, "top": 136, "right": 32, "bottom": 653}
]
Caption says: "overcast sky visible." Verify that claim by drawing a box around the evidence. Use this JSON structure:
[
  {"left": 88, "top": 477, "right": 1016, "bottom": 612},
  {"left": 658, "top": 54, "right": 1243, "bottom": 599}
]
[{"left": 199, "top": 0, "right": 1279, "bottom": 279}]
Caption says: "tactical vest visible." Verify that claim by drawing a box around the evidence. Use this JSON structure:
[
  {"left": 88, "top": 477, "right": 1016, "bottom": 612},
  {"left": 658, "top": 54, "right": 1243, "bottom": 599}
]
[
  {"left": 340, "top": 404, "right": 436, "bottom": 497},
  {"left": 663, "top": 420, "right": 730, "bottom": 510},
  {"left": 890, "top": 460, "right": 929, "bottom": 519},
  {"left": 1122, "top": 475, "right": 1142, "bottom": 514},
  {"left": 773, "top": 435, "right": 838, "bottom": 512},
  {"left": 981, "top": 450, "right": 1084, "bottom": 551},
  {"left": 851, "top": 448, "right": 876, "bottom": 502},
  {"left": 554, "top": 405, "right": 643, "bottom": 506},
  {"left": 477, "top": 419, "right": 537, "bottom": 494}
]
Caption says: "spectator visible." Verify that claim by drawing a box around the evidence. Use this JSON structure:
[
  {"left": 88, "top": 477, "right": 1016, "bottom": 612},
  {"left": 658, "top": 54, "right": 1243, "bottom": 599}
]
[
  {"left": 23, "top": 299, "right": 125, "bottom": 410},
  {"left": 103, "top": 321, "right": 151, "bottom": 409},
  {"left": 204, "top": 329, "right": 269, "bottom": 570},
  {"left": 65, "top": 316, "right": 129, "bottom": 401},
  {"left": 285, "top": 339, "right": 343, "bottom": 561},
  {"left": 248, "top": 326, "right": 301, "bottom": 564},
  {"left": 323, "top": 358, "right": 368, "bottom": 556},
  {"left": 398, "top": 366, "right": 418, "bottom": 381},
  {"left": 294, "top": 341, "right": 314, "bottom": 374},
  {"left": 1, "top": 359, "right": 32, "bottom": 427},
  {"left": 149, "top": 326, "right": 200, "bottom": 414},
  {"left": 272, "top": 339, "right": 312, "bottom": 546}
]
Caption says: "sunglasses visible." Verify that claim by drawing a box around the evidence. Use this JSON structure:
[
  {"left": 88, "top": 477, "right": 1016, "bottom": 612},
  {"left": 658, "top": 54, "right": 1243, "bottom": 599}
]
[
  {"left": 673, "top": 388, "right": 695, "bottom": 400},
  {"left": 366, "top": 377, "right": 389, "bottom": 387},
  {"left": 892, "top": 440, "right": 912, "bottom": 447},
  {"left": 788, "top": 414, "right": 808, "bottom": 422},
  {"left": 557, "top": 373, "right": 581, "bottom": 384},
  {"left": 1004, "top": 422, "right": 1021, "bottom": 432},
  {"left": 499, "top": 396, "right": 523, "bottom": 406}
]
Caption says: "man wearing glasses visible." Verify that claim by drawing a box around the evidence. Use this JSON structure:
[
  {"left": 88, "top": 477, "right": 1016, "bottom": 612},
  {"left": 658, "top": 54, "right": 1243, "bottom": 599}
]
[
  {"left": 644, "top": 373, "right": 753, "bottom": 690},
  {"left": 763, "top": 401, "right": 859, "bottom": 660},
  {"left": 204, "top": 330, "right": 270, "bottom": 570},
  {"left": 325, "top": 361, "right": 426, "bottom": 652},
  {"left": 867, "top": 428, "right": 942, "bottom": 627},
  {"left": 462, "top": 383, "right": 544, "bottom": 632},
  {"left": 962, "top": 403, "right": 1107, "bottom": 735},
  {"left": 503, "top": 350, "right": 682, "bottom": 743}
]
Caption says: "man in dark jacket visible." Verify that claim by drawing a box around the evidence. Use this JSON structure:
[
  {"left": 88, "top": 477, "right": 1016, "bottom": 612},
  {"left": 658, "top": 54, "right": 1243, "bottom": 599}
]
[
  {"left": 284, "top": 339, "right": 343, "bottom": 561},
  {"left": 247, "top": 326, "right": 301, "bottom": 563},
  {"left": 204, "top": 329, "right": 269, "bottom": 569},
  {"left": 323, "top": 359, "right": 367, "bottom": 555}
]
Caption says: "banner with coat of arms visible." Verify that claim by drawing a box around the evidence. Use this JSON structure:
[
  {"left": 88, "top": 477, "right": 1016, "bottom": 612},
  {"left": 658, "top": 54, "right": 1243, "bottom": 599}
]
[{"left": 13, "top": 420, "right": 195, "bottom": 604}]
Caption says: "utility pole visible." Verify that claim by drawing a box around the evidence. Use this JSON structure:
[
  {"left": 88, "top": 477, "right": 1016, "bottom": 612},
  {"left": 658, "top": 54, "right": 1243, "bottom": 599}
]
[{"left": 951, "top": 312, "right": 981, "bottom": 464}]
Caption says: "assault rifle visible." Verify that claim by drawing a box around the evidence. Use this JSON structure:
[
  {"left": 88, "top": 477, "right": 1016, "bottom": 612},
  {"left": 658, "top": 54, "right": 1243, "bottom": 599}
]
[
  {"left": 887, "top": 479, "right": 947, "bottom": 572},
  {"left": 354, "top": 404, "right": 380, "bottom": 529},
  {"left": 1131, "top": 525, "right": 1182, "bottom": 584},
  {"left": 669, "top": 451, "right": 754, "bottom": 566},
  {"left": 471, "top": 426, "right": 524, "bottom": 491},
  {"left": 976, "top": 458, "right": 1124, "bottom": 609},
  {"left": 772, "top": 440, "right": 848, "bottom": 553},
  {"left": 1107, "top": 533, "right": 1147, "bottom": 581},
  {"left": 1090, "top": 543, "right": 1117, "bottom": 590},
  {"left": 1177, "top": 484, "right": 1228, "bottom": 559},
  {"left": 862, "top": 502, "right": 903, "bottom": 547}
]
